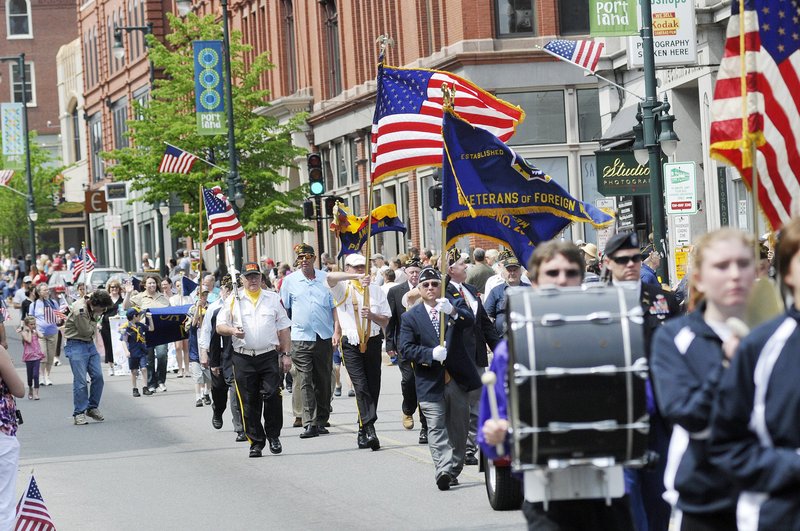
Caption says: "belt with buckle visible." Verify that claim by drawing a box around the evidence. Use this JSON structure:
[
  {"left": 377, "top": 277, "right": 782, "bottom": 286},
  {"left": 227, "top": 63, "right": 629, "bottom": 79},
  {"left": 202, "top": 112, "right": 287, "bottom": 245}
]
[{"left": 235, "top": 348, "right": 277, "bottom": 357}]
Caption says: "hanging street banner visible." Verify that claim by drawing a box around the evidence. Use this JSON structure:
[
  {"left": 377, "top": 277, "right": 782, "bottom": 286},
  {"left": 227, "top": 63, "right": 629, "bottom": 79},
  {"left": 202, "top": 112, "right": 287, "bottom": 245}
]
[
  {"left": 193, "top": 41, "right": 226, "bottom": 136},
  {"left": 1, "top": 103, "right": 25, "bottom": 169},
  {"left": 627, "top": 0, "right": 697, "bottom": 67},
  {"left": 589, "top": 0, "right": 638, "bottom": 36}
]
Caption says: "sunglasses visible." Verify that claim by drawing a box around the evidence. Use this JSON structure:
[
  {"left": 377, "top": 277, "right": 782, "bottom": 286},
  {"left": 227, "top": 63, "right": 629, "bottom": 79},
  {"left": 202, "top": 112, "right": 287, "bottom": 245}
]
[
  {"left": 297, "top": 254, "right": 314, "bottom": 261},
  {"left": 543, "top": 269, "right": 581, "bottom": 278},
  {"left": 610, "top": 254, "right": 643, "bottom": 265},
  {"left": 420, "top": 281, "right": 440, "bottom": 289}
]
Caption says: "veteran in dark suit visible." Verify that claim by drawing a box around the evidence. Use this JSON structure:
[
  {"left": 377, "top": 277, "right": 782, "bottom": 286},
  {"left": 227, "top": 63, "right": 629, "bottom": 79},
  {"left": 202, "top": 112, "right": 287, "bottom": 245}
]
[
  {"left": 385, "top": 258, "right": 428, "bottom": 443},
  {"left": 443, "top": 248, "right": 500, "bottom": 465},
  {"left": 398, "top": 267, "right": 479, "bottom": 491}
]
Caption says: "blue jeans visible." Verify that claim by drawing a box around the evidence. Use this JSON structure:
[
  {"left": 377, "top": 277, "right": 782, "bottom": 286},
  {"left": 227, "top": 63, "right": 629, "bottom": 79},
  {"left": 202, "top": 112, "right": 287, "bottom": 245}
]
[
  {"left": 147, "top": 344, "right": 168, "bottom": 388},
  {"left": 64, "top": 339, "right": 104, "bottom": 416}
]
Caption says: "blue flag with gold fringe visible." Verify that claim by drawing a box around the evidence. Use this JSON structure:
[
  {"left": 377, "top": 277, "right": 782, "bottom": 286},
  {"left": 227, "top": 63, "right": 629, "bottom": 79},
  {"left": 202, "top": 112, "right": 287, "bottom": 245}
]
[
  {"left": 331, "top": 204, "right": 407, "bottom": 258},
  {"left": 144, "top": 305, "right": 191, "bottom": 347},
  {"left": 441, "top": 109, "right": 614, "bottom": 229}
]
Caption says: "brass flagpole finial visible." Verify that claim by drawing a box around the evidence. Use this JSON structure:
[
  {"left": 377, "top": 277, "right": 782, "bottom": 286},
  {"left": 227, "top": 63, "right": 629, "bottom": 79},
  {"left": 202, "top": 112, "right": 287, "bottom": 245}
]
[{"left": 441, "top": 83, "right": 455, "bottom": 110}]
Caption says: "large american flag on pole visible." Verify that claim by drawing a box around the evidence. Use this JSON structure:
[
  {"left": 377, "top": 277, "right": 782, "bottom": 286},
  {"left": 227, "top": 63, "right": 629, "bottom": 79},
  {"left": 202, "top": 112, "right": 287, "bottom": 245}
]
[
  {"left": 202, "top": 186, "right": 245, "bottom": 249},
  {"left": 15, "top": 475, "right": 56, "bottom": 530},
  {"left": 543, "top": 39, "right": 604, "bottom": 72},
  {"left": 370, "top": 65, "right": 524, "bottom": 184},
  {"left": 158, "top": 145, "right": 198, "bottom": 174},
  {"left": 709, "top": 0, "right": 800, "bottom": 229}
]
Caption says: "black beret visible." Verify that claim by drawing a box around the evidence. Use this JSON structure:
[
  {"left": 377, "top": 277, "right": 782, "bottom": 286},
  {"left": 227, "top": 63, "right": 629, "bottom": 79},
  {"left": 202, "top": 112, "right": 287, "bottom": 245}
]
[
  {"left": 604, "top": 232, "right": 639, "bottom": 256},
  {"left": 418, "top": 267, "right": 441, "bottom": 283}
]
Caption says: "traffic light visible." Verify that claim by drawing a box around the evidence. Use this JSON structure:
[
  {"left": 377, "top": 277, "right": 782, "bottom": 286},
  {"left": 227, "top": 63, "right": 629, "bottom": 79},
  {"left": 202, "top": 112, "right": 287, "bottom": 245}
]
[
  {"left": 302, "top": 200, "right": 315, "bottom": 220},
  {"left": 307, "top": 153, "right": 324, "bottom": 196},
  {"left": 428, "top": 184, "right": 442, "bottom": 210},
  {"left": 324, "top": 196, "right": 345, "bottom": 217}
]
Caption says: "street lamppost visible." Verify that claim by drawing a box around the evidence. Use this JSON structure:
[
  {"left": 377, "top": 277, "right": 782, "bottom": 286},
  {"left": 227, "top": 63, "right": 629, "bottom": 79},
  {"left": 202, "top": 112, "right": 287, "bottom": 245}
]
[
  {"left": 631, "top": 0, "right": 680, "bottom": 285},
  {"left": 176, "top": 0, "right": 244, "bottom": 271},
  {"left": 0, "top": 53, "right": 36, "bottom": 259},
  {"left": 112, "top": 22, "right": 154, "bottom": 85},
  {"left": 157, "top": 200, "right": 169, "bottom": 277}
]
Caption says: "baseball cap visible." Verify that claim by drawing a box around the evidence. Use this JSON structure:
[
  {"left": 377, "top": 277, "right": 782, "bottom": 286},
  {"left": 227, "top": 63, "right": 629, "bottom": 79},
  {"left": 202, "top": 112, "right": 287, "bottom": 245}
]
[
  {"left": 126, "top": 307, "right": 143, "bottom": 320},
  {"left": 371, "top": 253, "right": 385, "bottom": 261},
  {"left": 22, "top": 276, "right": 32, "bottom": 283},
  {"left": 345, "top": 254, "right": 367, "bottom": 267},
  {"left": 242, "top": 262, "right": 261, "bottom": 276}
]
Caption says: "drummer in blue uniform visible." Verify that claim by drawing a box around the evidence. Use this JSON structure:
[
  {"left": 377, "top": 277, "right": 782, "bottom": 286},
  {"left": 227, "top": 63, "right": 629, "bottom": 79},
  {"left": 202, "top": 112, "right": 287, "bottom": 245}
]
[{"left": 480, "top": 240, "right": 635, "bottom": 530}]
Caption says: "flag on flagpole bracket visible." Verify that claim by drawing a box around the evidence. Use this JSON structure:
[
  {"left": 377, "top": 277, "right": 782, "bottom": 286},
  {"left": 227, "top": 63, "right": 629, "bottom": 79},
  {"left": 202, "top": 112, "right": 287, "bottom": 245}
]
[
  {"left": 159, "top": 145, "right": 199, "bottom": 174},
  {"left": 202, "top": 186, "right": 245, "bottom": 249},
  {"left": 543, "top": 39, "right": 604, "bottom": 72}
]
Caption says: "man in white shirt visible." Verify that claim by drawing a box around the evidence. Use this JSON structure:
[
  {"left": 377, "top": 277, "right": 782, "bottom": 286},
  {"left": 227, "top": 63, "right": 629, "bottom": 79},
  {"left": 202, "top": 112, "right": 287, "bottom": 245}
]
[
  {"left": 327, "top": 253, "right": 391, "bottom": 450},
  {"left": 217, "top": 262, "right": 292, "bottom": 458}
]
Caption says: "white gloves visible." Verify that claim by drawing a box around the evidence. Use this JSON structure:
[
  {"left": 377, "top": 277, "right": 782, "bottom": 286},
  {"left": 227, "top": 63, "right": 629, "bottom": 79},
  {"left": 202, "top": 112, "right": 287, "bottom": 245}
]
[
  {"left": 432, "top": 344, "right": 448, "bottom": 362},
  {"left": 435, "top": 297, "right": 454, "bottom": 316}
]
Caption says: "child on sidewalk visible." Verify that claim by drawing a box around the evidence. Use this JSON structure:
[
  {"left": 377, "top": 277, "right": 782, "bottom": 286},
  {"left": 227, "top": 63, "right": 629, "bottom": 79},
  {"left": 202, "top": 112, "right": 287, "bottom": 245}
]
[
  {"left": 19, "top": 316, "right": 44, "bottom": 400},
  {"left": 187, "top": 289, "right": 211, "bottom": 407},
  {"left": 125, "top": 307, "right": 154, "bottom": 397}
]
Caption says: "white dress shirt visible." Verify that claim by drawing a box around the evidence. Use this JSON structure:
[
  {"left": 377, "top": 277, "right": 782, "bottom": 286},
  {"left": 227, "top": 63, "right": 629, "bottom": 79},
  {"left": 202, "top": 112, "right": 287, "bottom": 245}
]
[
  {"left": 217, "top": 289, "right": 291, "bottom": 353},
  {"left": 330, "top": 281, "right": 391, "bottom": 344}
]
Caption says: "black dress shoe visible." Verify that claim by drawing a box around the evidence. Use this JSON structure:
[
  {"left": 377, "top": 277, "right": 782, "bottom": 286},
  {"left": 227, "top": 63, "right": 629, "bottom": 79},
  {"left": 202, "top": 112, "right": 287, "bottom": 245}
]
[
  {"left": 436, "top": 473, "right": 452, "bottom": 491},
  {"left": 464, "top": 453, "right": 478, "bottom": 466},
  {"left": 211, "top": 414, "right": 223, "bottom": 430},
  {"left": 418, "top": 428, "right": 428, "bottom": 445},
  {"left": 449, "top": 476, "right": 459, "bottom": 487},
  {"left": 357, "top": 429, "right": 369, "bottom": 449},
  {"left": 268, "top": 438, "right": 282, "bottom": 454},
  {"left": 236, "top": 432, "right": 248, "bottom": 442},
  {"left": 365, "top": 424, "right": 380, "bottom": 451},
  {"left": 299, "top": 425, "right": 319, "bottom": 439},
  {"left": 317, "top": 426, "right": 330, "bottom": 435},
  {"left": 249, "top": 445, "right": 263, "bottom": 458}
]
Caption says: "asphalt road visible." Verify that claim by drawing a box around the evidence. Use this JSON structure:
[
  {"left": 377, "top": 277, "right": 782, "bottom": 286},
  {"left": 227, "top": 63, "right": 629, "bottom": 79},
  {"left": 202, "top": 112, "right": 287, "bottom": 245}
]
[{"left": 7, "top": 314, "right": 524, "bottom": 530}]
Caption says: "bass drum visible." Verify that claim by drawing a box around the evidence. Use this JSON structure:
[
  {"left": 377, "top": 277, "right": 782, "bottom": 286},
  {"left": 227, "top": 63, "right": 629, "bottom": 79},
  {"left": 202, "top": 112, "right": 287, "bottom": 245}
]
[{"left": 506, "top": 285, "right": 649, "bottom": 470}]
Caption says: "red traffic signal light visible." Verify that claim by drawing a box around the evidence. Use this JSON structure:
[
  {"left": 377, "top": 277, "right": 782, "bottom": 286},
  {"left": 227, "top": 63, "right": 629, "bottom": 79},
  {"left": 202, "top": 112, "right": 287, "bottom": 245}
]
[{"left": 307, "top": 153, "right": 324, "bottom": 195}]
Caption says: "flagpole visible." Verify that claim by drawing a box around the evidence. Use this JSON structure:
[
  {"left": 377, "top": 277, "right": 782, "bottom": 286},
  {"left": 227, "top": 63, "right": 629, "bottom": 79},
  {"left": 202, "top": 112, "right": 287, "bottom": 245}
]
[
  {"left": 537, "top": 46, "right": 644, "bottom": 102},
  {"left": 198, "top": 183, "right": 204, "bottom": 273},
  {"left": 163, "top": 142, "right": 228, "bottom": 172},
  {"left": 439, "top": 220, "right": 447, "bottom": 347},
  {"left": 360, "top": 183, "right": 374, "bottom": 353},
  {"left": 438, "top": 83, "right": 459, "bottom": 347}
]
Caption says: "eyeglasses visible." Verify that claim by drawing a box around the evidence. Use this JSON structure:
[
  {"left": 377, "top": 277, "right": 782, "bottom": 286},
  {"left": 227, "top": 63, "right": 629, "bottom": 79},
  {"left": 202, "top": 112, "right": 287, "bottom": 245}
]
[
  {"left": 543, "top": 269, "right": 582, "bottom": 278},
  {"left": 297, "top": 254, "right": 314, "bottom": 261},
  {"left": 610, "top": 254, "right": 643, "bottom": 265},
  {"left": 420, "top": 281, "right": 440, "bottom": 289}
]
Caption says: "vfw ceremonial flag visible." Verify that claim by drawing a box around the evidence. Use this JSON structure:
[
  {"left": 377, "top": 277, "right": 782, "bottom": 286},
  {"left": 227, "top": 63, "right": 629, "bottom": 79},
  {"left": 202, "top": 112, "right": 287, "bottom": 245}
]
[
  {"left": 543, "top": 39, "right": 604, "bottom": 72},
  {"left": 202, "top": 186, "right": 245, "bottom": 249},
  {"left": 709, "top": 0, "right": 800, "bottom": 229},
  {"left": 15, "top": 475, "right": 56, "bottom": 530},
  {"left": 370, "top": 65, "right": 524, "bottom": 184},
  {"left": 144, "top": 304, "right": 192, "bottom": 347},
  {"left": 330, "top": 203, "right": 407, "bottom": 258},
  {"left": 441, "top": 109, "right": 613, "bottom": 253},
  {"left": 158, "top": 145, "right": 198, "bottom": 174}
]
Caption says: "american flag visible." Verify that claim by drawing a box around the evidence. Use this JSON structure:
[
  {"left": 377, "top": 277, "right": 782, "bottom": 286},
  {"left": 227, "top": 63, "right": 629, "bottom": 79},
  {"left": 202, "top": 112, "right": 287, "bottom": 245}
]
[
  {"left": 543, "top": 39, "right": 604, "bottom": 72},
  {"left": 709, "top": 0, "right": 800, "bottom": 229},
  {"left": 158, "top": 145, "right": 198, "bottom": 174},
  {"left": 202, "top": 186, "right": 245, "bottom": 249},
  {"left": 0, "top": 169, "right": 13, "bottom": 186},
  {"left": 15, "top": 475, "right": 56, "bottom": 531},
  {"left": 43, "top": 302, "right": 67, "bottom": 325},
  {"left": 72, "top": 248, "right": 96, "bottom": 283},
  {"left": 370, "top": 65, "right": 524, "bottom": 184}
]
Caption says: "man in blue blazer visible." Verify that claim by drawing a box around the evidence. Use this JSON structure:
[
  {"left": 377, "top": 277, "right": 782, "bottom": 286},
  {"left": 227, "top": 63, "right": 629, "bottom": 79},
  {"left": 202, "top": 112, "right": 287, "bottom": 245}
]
[{"left": 398, "top": 266, "right": 479, "bottom": 491}]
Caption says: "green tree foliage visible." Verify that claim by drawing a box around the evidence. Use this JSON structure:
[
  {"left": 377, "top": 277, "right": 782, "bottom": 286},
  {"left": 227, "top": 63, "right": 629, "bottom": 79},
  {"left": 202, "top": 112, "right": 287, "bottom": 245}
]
[
  {"left": 0, "top": 134, "right": 62, "bottom": 256},
  {"left": 105, "top": 13, "right": 308, "bottom": 242}
]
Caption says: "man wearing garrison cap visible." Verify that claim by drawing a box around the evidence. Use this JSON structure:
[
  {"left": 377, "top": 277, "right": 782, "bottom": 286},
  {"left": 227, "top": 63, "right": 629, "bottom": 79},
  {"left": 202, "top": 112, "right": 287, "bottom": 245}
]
[
  {"left": 603, "top": 232, "right": 679, "bottom": 531},
  {"left": 398, "top": 266, "right": 480, "bottom": 491},
  {"left": 279, "top": 243, "right": 341, "bottom": 439}
]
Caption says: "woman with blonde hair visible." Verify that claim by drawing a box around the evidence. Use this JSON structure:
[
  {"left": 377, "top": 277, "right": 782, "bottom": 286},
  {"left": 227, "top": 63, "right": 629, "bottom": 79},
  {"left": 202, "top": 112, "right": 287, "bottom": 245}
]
[
  {"left": 100, "top": 279, "right": 124, "bottom": 376},
  {"left": 651, "top": 228, "right": 756, "bottom": 530},
  {"left": 710, "top": 218, "right": 800, "bottom": 529}
]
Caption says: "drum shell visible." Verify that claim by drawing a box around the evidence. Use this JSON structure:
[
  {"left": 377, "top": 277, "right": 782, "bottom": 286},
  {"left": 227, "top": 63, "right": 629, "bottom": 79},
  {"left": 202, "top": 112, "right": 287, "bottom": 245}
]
[{"left": 506, "top": 286, "right": 648, "bottom": 469}]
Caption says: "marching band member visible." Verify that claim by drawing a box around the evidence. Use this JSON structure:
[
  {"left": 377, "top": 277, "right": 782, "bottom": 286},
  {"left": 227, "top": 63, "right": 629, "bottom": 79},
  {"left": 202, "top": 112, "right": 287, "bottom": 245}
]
[
  {"left": 326, "top": 253, "right": 391, "bottom": 450},
  {"left": 710, "top": 218, "right": 800, "bottom": 530},
  {"left": 399, "top": 266, "right": 478, "bottom": 491},
  {"left": 480, "top": 241, "right": 634, "bottom": 530},
  {"left": 651, "top": 228, "right": 756, "bottom": 530}
]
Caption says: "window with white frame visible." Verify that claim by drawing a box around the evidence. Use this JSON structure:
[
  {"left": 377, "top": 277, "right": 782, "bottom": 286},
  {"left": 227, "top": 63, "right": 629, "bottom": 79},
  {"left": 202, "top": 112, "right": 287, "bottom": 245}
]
[
  {"left": 7, "top": 61, "right": 34, "bottom": 105},
  {"left": 111, "top": 98, "right": 129, "bottom": 149},
  {"left": 89, "top": 114, "right": 104, "bottom": 182},
  {"left": 495, "top": 0, "right": 535, "bottom": 37},
  {"left": 69, "top": 102, "right": 83, "bottom": 163},
  {"left": 7, "top": 0, "right": 31, "bottom": 37}
]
